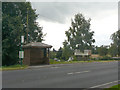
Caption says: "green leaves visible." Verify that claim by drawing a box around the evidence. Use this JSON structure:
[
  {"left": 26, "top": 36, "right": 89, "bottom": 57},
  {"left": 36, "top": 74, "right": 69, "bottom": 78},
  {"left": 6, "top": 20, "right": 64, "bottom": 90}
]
[
  {"left": 98, "top": 45, "right": 108, "bottom": 56},
  {"left": 110, "top": 30, "right": 120, "bottom": 56},
  {"left": 62, "top": 13, "right": 95, "bottom": 60},
  {"left": 2, "top": 2, "right": 44, "bottom": 66},
  {"left": 64, "top": 13, "right": 95, "bottom": 51}
]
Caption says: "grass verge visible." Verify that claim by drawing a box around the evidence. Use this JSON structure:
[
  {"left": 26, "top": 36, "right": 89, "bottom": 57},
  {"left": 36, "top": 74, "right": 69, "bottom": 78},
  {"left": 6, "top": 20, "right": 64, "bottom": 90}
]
[
  {"left": 0, "top": 64, "right": 28, "bottom": 71},
  {"left": 104, "top": 84, "right": 120, "bottom": 90},
  {"left": 49, "top": 59, "right": 118, "bottom": 64},
  {"left": 1, "top": 60, "right": 118, "bottom": 70},
  {"left": 110, "top": 84, "right": 119, "bottom": 88}
]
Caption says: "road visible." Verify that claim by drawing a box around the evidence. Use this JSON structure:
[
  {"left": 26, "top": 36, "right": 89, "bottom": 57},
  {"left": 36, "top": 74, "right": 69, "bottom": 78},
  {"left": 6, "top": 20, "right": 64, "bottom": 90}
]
[{"left": 2, "top": 61, "right": 119, "bottom": 89}]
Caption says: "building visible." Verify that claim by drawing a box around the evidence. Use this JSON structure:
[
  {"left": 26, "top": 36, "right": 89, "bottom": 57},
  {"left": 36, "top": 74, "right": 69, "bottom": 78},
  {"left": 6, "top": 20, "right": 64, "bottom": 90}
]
[
  {"left": 74, "top": 49, "right": 91, "bottom": 60},
  {"left": 23, "top": 42, "right": 52, "bottom": 65}
]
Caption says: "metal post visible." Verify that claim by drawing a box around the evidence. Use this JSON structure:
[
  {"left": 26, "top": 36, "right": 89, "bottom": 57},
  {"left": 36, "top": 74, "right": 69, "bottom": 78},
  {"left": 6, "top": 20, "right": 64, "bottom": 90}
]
[
  {"left": 20, "top": 36, "right": 24, "bottom": 66},
  {"left": 48, "top": 48, "right": 50, "bottom": 64},
  {"left": 20, "top": 44, "right": 22, "bottom": 66}
]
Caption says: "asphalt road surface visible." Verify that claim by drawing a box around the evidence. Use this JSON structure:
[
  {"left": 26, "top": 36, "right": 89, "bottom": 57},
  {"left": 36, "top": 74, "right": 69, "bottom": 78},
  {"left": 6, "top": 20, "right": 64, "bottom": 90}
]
[{"left": 2, "top": 61, "right": 119, "bottom": 89}]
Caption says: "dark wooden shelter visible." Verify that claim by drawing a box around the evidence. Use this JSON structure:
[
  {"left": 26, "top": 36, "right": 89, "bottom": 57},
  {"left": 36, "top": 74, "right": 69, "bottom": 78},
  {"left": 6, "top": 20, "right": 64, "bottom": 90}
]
[{"left": 23, "top": 42, "right": 52, "bottom": 65}]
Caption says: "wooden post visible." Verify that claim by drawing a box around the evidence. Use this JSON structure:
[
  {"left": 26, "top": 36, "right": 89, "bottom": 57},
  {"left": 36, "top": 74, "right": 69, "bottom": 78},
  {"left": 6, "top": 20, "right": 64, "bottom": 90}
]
[
  {"left": 48, "top": 48, "right": 49, "bottom": 58},
  {"left": 48, "top": 48, "right": 50, "bottom": 64}
]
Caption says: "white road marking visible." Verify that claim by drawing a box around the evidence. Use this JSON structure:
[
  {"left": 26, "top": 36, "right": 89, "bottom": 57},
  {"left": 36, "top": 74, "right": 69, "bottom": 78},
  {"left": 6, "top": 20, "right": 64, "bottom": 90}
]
[
  {"left": 51, "top": 67, "right": 59, "bottom": 68},
  {"left": 75, "top": 71, "right": 90, "bottom": 74},
  {"left": 83, "top": 71, "right": 90, "bottom": 73},
  {"left": 90, "top": 80, "right": 120, "bottom": 88},
  {"left": 75, "top": 72, "right": 81, "bottom": 74},
  {"left": 67, "top": 71, "right": 90, "bottom": 75},
  {"left": 67, "top": 72, "right": 74, "bottom": 75}
]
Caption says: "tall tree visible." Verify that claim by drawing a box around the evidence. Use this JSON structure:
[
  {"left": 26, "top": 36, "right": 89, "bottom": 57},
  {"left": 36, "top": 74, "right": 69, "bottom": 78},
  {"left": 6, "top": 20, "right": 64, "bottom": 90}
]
[
  {"left": 2, "top": 2, "right": 44, "bottom": 66},
  {"left": 65, "top": 13, "right": 95, "bottom": 51},
  {"left": 108, "top": 44, "right": 118, "bottom": 57},
  {"left": 110, "top": 30, "right": 120, "bottom": 56},
  {"left": 92, "top": 46, "right": 99, "bottom": 54},
  {"left": 50, "top": 48, "right": 57, "bottom": 59},
  {"left": 0, "top": 1, "right": 2, "bottom": 66},
  {"left": 98, "top": 45, "right": 108, "bottom": 56},
  {"left": 56, "top": 47, "right": 62, "bottom": 59},
  {"left": 64, "top": 13, "right": 95, "bottom": 53},
  {"left": 62, "top": 40, "right": 73, "bottom": 60}
]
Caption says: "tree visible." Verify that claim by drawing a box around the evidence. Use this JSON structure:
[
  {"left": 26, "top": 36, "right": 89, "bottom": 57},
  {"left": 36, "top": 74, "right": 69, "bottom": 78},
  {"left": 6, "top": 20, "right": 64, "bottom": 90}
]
[
  {"left": 92, "top": 46, "right": 99, "bottom": 54},
  {"left": 2, "top": 2, "right": 44, "bottom": 66},
  {"left": 63, "top": 13, "right": 95, "bottom": 60},
  {"left": 98, "top": 45, "right": 108, "bottom": 56},
  {"left": 62, "top": 40, "right": 73, "bottom": 60},
  {"left": 110, "top": 30, "right": 120, "bottom": 56},
  {"left": 50, "top": 48, "right": 57, "bottom": 59},
  {"left": 108, "top": 44, "right": 118, "bottom": 57},
  {"left": 56, "top": 47, "right": 62, "bottom": 59},
  {"left": 64, "top": 13, "right": 95, "bottom": 52},
  {"left": 0, "top": 2, "right": 2, "bottom": 66}
]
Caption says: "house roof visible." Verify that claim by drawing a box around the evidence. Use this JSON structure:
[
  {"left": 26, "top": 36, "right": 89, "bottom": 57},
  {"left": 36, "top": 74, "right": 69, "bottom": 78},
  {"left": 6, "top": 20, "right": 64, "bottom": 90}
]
[{"left": 23, "top": 42, "right": 52, "bottom": 48}]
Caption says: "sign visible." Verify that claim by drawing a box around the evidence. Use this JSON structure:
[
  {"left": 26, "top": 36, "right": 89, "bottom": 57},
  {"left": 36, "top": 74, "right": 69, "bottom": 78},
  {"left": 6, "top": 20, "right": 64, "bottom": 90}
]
[
  {"left": 19, "top": 51, "right": 24, "bottom": 58},
  {"left": 21, "top": 36, "right": 24, "bottom": 43}
]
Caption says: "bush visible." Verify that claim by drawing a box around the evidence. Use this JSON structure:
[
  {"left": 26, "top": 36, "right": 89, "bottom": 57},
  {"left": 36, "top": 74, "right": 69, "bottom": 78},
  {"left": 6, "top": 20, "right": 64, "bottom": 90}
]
[
  {"left": 91, "top": 56, "right": 120, "bottom": 60},
  {"left": 73, "top": 55, "right": 77, "bottom": 61},
  {"left": 100, "top": 56, "right": 113, "bottom": 60},
  {"left": 96, "top": 56, "right": 120, "bottom": 60}
]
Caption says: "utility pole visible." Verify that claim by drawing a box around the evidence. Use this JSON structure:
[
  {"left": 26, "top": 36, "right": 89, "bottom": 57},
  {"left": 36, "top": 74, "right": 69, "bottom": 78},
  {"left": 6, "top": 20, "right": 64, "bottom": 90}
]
[{"left": 26, "top": 8, "right": 29, "bottom": 44}]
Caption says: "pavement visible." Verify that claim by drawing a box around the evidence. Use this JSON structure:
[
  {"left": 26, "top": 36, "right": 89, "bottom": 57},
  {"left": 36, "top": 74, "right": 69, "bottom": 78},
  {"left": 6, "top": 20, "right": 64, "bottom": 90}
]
[{"left": 2, "top": 61, "right": 119, "bottom": 89}]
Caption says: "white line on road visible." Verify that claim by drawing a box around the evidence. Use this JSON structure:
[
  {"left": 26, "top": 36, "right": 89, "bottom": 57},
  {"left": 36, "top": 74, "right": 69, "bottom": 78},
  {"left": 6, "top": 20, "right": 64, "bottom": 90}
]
[
  {"left": 51, "top": 67, "right": 59, "bottom": 68},
  {"left": 75, "top": 72, "right": 81, "bottom": 74},
  {"left": 67, "top": 72, "right": 74, "bottom": 75},
  {"left": 67, "top": 71, "right": 90, "bottom": 75},
  {"left": 75, "top": 71, "right": 90, "bottom": 74},
  {"left": 90, "top": 80, "right": 120, "bottom": 88}
]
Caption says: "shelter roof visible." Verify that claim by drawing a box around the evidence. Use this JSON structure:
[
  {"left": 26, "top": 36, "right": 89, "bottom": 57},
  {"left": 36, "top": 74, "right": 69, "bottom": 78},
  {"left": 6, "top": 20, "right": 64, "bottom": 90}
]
[{"left": 23, "top": 42, "right": 52, "bottom": 48}]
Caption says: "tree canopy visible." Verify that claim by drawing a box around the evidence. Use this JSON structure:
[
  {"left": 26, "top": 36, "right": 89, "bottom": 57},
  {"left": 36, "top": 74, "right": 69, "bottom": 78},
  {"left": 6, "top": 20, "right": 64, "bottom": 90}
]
[
  {"left": 2, "top": 2, "right": 44, "bottom": 66},
  {"left": 98, "top": 45, "right": 108, "bottom": 56},
  {"left": 110, "top": 30, "right": 120, "bottom": 56},
  {"left": 62, "top": 13, "right": 95, "bottom": 60},
  {"left": 64, "top": 13, "right": 95, "bottom": 52}
]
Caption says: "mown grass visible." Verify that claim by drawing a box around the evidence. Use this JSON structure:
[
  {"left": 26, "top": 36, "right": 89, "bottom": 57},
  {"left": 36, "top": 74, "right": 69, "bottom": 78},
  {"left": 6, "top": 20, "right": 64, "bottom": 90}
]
[
  {"left": 110, "top": 84, "right": 119, "bottom": 88},
  {"left": 104, "top": 84, "right": 120, "bottom": 90},
  {"left": 0, "top": 64, "right": 28, "bottom": 71},
  {"left": 0, "top": 60, "right": 118, "bottom": 71},
  {"left": 49, "top": 59, "right": 118, "bottom": 64}
]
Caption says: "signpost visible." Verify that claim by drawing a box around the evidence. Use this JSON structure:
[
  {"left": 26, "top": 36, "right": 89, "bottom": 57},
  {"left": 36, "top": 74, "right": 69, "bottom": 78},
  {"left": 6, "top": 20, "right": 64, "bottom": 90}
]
[
  {"left": 19, "top": 36, "right": 24, "bottom": 65},
  {"left": 19, "top": 51, "right": 24, "bottom": 59}
]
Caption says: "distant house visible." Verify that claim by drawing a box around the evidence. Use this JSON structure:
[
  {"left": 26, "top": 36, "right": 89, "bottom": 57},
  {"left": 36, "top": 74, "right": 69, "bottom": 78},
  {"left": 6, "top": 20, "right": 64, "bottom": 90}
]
[
  {"left": 23, "top": 42, "right": 52, "bottom": 65},
  {"left": 74, "top": 49, "right": 91, "bottom": 60},
  {"left": 91, "top": 54, "right": 101, "bottom": 58}
]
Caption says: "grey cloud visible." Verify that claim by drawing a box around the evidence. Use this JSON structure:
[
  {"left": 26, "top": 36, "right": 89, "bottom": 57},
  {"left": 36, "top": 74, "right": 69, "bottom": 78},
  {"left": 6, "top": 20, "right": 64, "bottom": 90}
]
[
  {"left": 31, "top": 2, "right": 117, "bottom": 24},
  {"left": 31, "top": 2, "right": 75, "bottom": 23}
]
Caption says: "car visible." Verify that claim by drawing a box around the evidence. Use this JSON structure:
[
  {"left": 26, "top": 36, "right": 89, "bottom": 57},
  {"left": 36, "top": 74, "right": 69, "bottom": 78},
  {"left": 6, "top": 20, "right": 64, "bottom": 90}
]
[
  {"left": 68, "top": 57, "right": 73, "bottom": 61},
  {"left": 54, "top": 58, "right": 60, "bottom": 62}
]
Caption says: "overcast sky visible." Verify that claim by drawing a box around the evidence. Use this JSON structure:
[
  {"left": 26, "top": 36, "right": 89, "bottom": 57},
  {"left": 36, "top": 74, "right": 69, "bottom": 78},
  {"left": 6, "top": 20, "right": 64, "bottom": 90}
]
[{"left": 27, "top": 1, "right": 118, "bottom": 50}]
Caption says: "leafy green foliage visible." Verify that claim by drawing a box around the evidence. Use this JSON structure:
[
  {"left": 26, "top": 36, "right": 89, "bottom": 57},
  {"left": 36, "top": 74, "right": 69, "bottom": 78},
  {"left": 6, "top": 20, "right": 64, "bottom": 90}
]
[
  {"left": 108, "top": 44, "right": 118, "bottom": 57},
  {"left": 64, "top": 13, "right": 95, "bottom": 52},
  {"left": 98, "top": 45, "right": 108, "bottom": 56},
  {"left": 56, "top": 47, "right": 62, "bottom": 59},
  {"left": 62, "top": 40, "right": 73, "bottom": 60},
  {"left": 2, "top": 2, "right": 44, "bottom": 66},
  {"left": 62, "top": 13, "right": 95, "bottom": 60},
  {"left": 50, "top": 48, "right": 57, "bottom": 59},
  {"left": 110, "top": 30, "right": 120, "bottom": 56}
]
